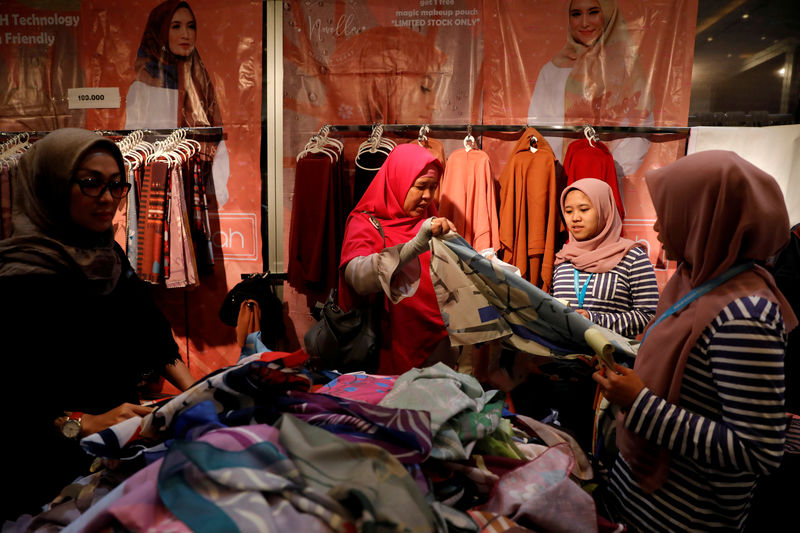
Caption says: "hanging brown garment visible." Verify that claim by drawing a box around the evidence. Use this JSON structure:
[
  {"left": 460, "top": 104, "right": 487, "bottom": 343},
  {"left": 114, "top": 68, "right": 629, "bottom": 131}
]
[{"left": 498, "top": 128, "right": 559, "bottom": 291}]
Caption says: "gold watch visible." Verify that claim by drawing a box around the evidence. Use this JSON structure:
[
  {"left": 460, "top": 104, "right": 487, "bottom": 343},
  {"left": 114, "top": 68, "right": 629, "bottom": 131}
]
[{"left": 61, "top": 411, "right": 83, "bottom": 440}]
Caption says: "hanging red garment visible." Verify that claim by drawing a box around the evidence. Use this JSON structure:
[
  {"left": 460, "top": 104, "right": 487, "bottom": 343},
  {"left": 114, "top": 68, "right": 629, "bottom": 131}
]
[
  {"left": 287, "top": 152, "right": 341, "bottom": 293},
  {"left": 438, "top": 147, "right": 500, "bottom": 253},
  {"left": 563, "top": 138, "right": 625, "bottom": 218},
  {"left": 0, "top": 166, "right": 12, "bottom": 239},
  {"left": 498, "top": 128, "right": 559, "bottom": 292}
]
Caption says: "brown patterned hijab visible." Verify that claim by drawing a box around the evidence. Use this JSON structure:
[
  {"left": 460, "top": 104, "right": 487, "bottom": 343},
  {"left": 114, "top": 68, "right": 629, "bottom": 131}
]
[
  {"left": 0, "top": 128, "right": 125, "bottom": 294},
  {"left": 133, "top": 0, "right": 221, "bottom": 127}
]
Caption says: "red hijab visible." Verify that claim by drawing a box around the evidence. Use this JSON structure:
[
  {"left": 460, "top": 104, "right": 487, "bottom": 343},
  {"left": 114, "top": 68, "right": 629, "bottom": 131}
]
[
  {"left": 554, "top": 178, "right": 640, "bottom": 273},
  {"left": 618, "top": 150, "right": 798, "bottom": 492},
  {"left": 339, "top": 143, "right": 446, "bottom": 375},
  {"left": 340, "top": 143, "right": 442, "bottom": 263}
]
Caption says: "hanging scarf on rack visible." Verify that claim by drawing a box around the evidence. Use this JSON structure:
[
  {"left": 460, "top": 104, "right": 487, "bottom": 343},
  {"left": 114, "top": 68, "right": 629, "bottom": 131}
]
[{"left": 136, "top": 160, "right": 169, "bottom": 283}]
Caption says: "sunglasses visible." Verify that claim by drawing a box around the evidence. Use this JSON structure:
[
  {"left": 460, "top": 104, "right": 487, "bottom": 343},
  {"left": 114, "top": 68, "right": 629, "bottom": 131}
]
[{"left": 72, "top": 178, "right": 132, "bottom": 199}]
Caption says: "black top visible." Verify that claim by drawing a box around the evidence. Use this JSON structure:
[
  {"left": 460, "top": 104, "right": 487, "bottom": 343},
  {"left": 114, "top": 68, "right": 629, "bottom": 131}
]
[{"left": 0, "top": 248, "right": 180, "bottom": 520}]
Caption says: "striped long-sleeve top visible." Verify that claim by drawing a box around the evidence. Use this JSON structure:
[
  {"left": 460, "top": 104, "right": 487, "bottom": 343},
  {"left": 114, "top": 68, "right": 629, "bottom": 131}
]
[
  {"left": 551, "top": 246, "right": 659, "bottom": 338},
  {"left": 608, "top": 296, "right": 787, "bottom": 532}
]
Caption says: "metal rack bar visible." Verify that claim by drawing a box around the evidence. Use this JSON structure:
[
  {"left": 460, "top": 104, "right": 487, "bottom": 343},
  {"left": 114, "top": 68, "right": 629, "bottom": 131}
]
[
  {"left": 0, "top": 126, "right": 224, "bottom": 138},
  {"left": 323, "top": 124, "right": 690, "bottom": 135}
]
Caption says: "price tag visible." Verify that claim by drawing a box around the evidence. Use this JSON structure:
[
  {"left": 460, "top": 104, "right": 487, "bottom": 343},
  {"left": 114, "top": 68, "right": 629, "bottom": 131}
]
[{"left": 67, "top": 87, "right": 121, "bottom": 109}]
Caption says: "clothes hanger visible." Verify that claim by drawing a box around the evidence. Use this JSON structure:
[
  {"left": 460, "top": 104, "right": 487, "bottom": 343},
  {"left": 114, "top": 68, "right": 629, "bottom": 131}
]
[
  {"left": 356, "top": 123, "right": 394, "bottom": 171},
  {"left": 583, "top": 124, "right": 599, "bottom": 147},
  {"left": 463, "top": 125, "right": 475, "bottom": 152},
  {"left": 0, "top": 132, "right": 30, "bottom": 160},
  {"left": 530, "top": 134, "right": 538, "bottom": 154},
  {"left": 297, "top": 125, "right": 340, "bottom": 162},
  {"left": 357, "top": 123, "right": 392, "bottom": 156},
  {"left": 417, "top": 124, "right": 430, "bottom": 147}
]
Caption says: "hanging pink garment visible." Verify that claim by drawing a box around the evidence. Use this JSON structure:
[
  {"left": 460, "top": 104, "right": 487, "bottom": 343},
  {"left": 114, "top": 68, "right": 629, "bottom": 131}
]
[{"left": 438, "top": 148, "right": 500, "bottom": 252}]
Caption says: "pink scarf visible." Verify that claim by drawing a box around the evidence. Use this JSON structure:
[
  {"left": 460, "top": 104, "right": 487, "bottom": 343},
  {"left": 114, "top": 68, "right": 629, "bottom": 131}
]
[{"left": 554, "top": 178, "right": 639, "bottom": 273}]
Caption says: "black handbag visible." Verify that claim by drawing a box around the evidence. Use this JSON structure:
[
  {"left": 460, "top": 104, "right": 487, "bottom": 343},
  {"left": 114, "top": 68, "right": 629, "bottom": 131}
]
[
  {"left": 304, "top": 289, "right": 381, "bottom": 373},
  {"left": 303, "top": 214, "right": 385, "bottom": 373}
]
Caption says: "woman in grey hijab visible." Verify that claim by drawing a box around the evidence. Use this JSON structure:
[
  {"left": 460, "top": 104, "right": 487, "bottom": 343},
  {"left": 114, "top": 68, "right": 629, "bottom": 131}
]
[{"left": 0, "top": 128, "right": 193, "bottom": 521}]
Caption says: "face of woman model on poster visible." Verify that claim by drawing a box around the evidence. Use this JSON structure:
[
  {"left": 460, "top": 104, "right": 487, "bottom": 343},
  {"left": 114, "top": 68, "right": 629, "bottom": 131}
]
[
  {"left": 168, "top": 7, "right": 196, "bottom": 57},
  {"left": 403, "top": 164, "right": 440, "bottom": 218},
  {"left": 569, "top": 0, "right": 605, "bottom": 47},
  {"left": 563, "top": 189, "right": 600, "bottom": 241},
  {"left": 395, "top": 73, "right": 437, "bottom": 124}
]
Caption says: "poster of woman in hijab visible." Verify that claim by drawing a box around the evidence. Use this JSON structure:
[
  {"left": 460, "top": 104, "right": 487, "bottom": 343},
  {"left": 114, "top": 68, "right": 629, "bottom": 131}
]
[
  {"left": 78, "top": 0, "right": 262, "bottom": 378},
  {"left": 124, "top": 0, "right": 230, "bottom": 207},
  {"left": 481, "top": 0, "right": 696, "bottom": 284}
]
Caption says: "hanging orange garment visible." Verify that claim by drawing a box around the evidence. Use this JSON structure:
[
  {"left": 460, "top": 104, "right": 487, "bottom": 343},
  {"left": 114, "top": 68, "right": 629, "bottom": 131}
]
[
  {"left": 438, "top": 147, "right": 500, "bottom": 252},
  {"left": 418, "top": 137, "right": 447, "bottom": 169},
  {"left": 498, "top": 128, "right": 558, "bottom": 291}
]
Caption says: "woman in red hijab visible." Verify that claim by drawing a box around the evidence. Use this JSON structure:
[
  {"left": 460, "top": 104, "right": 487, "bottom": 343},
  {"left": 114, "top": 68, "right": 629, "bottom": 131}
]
[
  {"left": 593, "top": 151, "right": 797, "bottom": 531},
  {"left": 339, "top": 143, "right": 456, "bottom": 375}
]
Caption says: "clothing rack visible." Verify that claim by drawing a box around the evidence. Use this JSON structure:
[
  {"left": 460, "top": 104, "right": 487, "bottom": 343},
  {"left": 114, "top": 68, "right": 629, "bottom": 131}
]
[
  {"left": 322, "top": 124, "right": 690, "bottom": 135},
  {"left": 0, "top": 126, "right": 224, "bottom": 140}
]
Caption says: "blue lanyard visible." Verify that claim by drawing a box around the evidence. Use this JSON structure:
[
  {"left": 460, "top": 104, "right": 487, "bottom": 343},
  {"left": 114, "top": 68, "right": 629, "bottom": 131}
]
[
  {"left": 573, "top": 268, "right": 594, "bottom": 309},
  {"left": 641, "top": 261, "right": 756, "bottom": 345}
]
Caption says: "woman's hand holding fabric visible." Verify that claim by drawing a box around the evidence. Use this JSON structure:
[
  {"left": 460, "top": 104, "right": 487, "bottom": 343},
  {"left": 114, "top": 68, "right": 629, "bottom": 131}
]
[
  {"left": 81, "top": 403, "right": 154, "bottom": 437},
  {"left": 430, "top": 217, "right": 456, "bottom": 237},
  {"left": 398, "top": 217, "right": 455, "bottom": 265},
  {"left": 592, "top": 363, "right": 645, "bottom": 410}
]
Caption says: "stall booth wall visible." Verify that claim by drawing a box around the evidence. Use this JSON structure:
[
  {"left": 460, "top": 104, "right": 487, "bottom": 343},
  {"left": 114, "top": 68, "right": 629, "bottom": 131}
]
[
  {"left": 281, "top": 0, "right": 697, "bottom": 349},
  {"left": 0, "top": 0, "right": 263, "bottom": 387}
]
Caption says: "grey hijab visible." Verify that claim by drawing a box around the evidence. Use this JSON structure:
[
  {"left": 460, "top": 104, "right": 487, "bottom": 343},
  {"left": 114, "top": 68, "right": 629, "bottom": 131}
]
[{"left": 0, "top": 128, "right": 126, "bottom": 294}]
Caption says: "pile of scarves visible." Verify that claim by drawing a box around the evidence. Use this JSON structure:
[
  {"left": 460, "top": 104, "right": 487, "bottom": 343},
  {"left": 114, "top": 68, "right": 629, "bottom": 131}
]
[{"left": 14, "top": 351, "right": 613, "bottom": 533}]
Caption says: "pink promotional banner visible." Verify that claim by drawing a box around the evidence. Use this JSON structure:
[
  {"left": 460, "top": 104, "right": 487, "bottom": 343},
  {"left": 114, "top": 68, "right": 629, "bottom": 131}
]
[
  {"left": 283, "top": 0, "right": 697, "bottom": 345},
  {"left": 0, "top": 0, "right": 263, "bottom": 383}
]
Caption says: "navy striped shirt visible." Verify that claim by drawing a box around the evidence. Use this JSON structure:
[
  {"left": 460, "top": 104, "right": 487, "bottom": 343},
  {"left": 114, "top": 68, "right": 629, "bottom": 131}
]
[
  {"left": 608, "top": 296, "right": 787, "bottom": 532},
  {"left": 552, "top": 246, "right": 659, "bottom": 338}
]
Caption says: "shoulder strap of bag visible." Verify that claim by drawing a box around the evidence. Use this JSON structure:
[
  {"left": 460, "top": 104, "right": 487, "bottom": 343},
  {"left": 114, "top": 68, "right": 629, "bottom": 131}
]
[
  {"left": 359, "top": 211, "right": 386, "bottom": 321},
  {"left": 360, "top": 211, "right": 386, "bottom": 248},
  {"left": 641, "top": 260, "right": 756, "bottom": 346}
]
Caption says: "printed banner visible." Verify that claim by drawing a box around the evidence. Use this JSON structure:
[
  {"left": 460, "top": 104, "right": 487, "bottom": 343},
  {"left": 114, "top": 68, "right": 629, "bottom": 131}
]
[
  {"left": 283, "top": 0, "right": 697, "bottom": 345},
  {"left": 0, "top": 0, "right": 263, "bottom": 381}
]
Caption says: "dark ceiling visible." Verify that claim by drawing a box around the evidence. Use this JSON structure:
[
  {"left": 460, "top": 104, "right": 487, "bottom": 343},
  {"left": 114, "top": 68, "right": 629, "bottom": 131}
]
[
  {"left": 691, "top": 0, "right": 800, "bottom": 120},
  {"left": 693, "top": 0, "right": 798, "bottom": 80}
]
